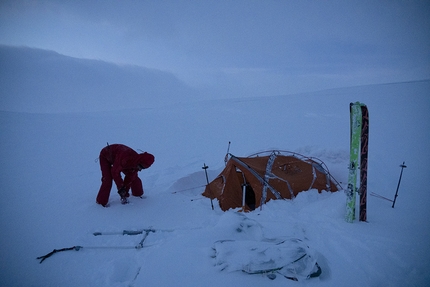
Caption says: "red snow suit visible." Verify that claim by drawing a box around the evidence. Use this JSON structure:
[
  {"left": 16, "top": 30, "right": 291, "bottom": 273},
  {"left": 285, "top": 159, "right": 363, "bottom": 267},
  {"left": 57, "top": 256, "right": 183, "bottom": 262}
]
[{"left": 96, "top": 144, "right": 155, "bottom": 206}]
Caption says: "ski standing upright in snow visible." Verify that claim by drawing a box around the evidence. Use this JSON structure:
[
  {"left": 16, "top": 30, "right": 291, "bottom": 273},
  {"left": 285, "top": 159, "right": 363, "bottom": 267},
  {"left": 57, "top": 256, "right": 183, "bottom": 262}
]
[
  {"left": 346, "top": 102, "right": 362, "bottom": 223},
  {"left": 346, "top": 102, "right": 369, "bottom": 222},
  {"left": 359, "top": 104, "right": 369, "bottom": 221}
]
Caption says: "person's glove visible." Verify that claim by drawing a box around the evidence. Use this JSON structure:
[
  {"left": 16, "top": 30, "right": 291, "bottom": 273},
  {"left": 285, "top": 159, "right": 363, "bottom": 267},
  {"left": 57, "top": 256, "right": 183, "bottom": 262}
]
[{"left": 118, "top": 187, "right": 127, "bottom": 197}]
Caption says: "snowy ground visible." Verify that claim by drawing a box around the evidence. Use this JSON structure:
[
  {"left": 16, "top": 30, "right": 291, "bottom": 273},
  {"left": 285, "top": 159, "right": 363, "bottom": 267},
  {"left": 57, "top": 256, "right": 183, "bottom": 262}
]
[{"left": 1, "top": 80, "right": 429, "bottom": 286}]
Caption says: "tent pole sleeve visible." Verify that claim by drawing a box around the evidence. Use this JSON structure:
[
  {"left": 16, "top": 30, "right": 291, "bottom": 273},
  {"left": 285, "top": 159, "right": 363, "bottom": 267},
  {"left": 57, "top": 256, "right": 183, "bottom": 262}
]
[{"left": 230, "top": 156, "right": 282, "bottom": 204}]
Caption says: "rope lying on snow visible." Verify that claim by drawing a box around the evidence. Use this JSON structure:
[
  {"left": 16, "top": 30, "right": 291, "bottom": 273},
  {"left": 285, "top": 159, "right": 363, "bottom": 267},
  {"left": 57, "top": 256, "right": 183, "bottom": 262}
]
[
  {"left": 37, "top": 246, "right": 81, "bottom": 263},
  {"left": 37, "top": 229, "right": 156, "bottom": 263},
  {"left": 36, "top": 245, "right": 147, "bottom": 264}
]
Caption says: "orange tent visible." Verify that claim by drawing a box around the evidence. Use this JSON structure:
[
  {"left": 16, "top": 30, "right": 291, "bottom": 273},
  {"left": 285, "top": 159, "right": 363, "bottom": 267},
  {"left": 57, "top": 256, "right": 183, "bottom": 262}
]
[{"left": 203, "top": 151, "right": 340, "bottom": 211}]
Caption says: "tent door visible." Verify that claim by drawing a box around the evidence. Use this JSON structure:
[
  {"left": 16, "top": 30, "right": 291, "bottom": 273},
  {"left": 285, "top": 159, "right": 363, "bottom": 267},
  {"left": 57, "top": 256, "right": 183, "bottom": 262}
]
[{"left": 242, "top": 183, "right": 256, "bottom": 211}]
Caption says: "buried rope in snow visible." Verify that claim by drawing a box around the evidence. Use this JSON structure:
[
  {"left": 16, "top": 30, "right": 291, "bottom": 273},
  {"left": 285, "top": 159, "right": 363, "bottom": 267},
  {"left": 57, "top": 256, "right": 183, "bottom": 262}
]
[
  {"left": 36, "top": 245, "right": 148, "bottom": 263},
  {"left": 37, "top": 229, "right": 155, "bottom": 263}
]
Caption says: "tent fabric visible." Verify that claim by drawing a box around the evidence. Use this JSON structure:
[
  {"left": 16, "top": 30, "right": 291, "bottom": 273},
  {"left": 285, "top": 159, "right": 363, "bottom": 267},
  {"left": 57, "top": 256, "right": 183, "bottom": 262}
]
[{"left": 203, "top": 151, "right": 340, "bottom": 211}]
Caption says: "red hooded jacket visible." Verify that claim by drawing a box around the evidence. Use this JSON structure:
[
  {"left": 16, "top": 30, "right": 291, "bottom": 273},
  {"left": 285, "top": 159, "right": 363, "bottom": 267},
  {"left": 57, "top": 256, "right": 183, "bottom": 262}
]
[{"left": 100, "top": 144, "right": 155, "bottom": 191}]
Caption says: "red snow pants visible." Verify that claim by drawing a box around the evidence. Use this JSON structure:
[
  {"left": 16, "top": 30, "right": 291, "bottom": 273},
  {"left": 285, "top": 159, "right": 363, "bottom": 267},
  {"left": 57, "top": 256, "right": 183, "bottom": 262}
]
[{"left": 96, "top": 155, "right": 143, "bottom": 206}]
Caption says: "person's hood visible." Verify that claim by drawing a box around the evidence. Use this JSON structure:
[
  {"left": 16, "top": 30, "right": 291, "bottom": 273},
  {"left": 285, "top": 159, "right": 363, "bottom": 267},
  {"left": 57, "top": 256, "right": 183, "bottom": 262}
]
[{"left": 136, "top": 152, "right": 155, "bottom": 168}]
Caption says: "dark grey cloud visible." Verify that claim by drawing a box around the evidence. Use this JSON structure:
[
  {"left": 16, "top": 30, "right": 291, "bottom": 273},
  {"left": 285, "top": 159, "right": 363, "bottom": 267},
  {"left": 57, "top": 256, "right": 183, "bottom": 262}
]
[{"left": 1, "top": 0, "right": 429, "bottom": 97}]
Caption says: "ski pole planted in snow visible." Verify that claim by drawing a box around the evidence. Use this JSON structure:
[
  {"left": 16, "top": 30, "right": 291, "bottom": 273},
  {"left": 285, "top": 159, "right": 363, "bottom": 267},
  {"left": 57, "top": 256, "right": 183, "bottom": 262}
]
[
  {"left": 392, "top": 162, "right": 406, "bottom": 208},
  {"left": 202, "top": 163, "right": 214, "bottom": 210}
]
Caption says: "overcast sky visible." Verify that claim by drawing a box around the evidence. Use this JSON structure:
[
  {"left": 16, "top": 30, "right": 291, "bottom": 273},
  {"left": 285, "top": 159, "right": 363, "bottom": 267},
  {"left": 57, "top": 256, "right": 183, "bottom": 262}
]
[{"left": 1, "top": 0, "right": 429, "bottom": 98}]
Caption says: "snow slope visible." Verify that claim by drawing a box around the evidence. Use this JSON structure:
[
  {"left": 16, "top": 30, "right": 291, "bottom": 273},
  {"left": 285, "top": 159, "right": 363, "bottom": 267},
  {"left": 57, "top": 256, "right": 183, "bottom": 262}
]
[{"left": 0, "top": 80, "right": 429, "bottom": 286}]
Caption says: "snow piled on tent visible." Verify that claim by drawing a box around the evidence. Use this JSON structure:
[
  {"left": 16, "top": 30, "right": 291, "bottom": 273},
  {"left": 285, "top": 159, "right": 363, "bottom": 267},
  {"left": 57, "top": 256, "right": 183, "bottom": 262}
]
[{"left": 0, "top": 80, "right": 430, "bottom": 286}]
